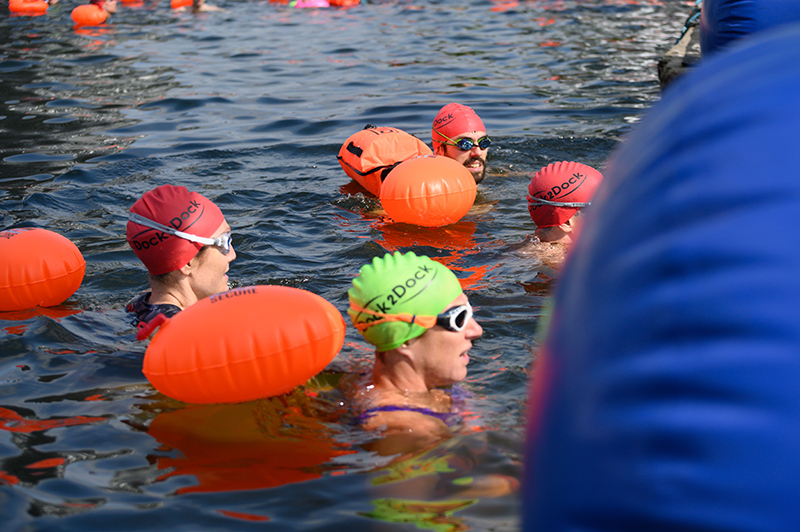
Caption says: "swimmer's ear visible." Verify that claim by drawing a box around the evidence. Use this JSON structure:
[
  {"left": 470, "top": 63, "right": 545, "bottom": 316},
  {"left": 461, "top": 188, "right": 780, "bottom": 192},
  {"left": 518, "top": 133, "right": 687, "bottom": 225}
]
[
  {"left": 178, "top": 257, "right": 198, "bottom": 276},
  {"left": 560, "top": 219, "right": 575, "bottom": 232},
  {"left": 394, "top": 341, "right": 415, "bottom": 359}
]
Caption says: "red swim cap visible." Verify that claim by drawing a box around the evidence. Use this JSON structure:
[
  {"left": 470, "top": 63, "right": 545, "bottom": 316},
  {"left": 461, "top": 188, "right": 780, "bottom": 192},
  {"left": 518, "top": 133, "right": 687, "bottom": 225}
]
[
  {"left": 527, "top": 161, "right": 603, "bottom": 227},
  {"left": 432, "top": 103, "right": 486, "bottom": 152},
  {"left": 90, "top": 0, "right": 105, "bottom": 6},
  {"left": 126, "top": 184, "right": 225, "bottom": 276}
]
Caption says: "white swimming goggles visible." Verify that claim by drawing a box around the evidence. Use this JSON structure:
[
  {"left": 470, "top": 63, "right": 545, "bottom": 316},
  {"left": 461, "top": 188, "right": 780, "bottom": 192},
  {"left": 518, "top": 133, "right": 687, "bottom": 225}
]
[{"left": 128, "top": 212, "right": 233, "bottom": 255}]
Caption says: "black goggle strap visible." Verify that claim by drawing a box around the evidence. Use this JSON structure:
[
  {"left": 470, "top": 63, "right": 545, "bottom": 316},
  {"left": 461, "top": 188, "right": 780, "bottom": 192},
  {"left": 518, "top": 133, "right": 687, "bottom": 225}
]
[{"left": 526, "top": 194, "right": 592, "bottom": 208}]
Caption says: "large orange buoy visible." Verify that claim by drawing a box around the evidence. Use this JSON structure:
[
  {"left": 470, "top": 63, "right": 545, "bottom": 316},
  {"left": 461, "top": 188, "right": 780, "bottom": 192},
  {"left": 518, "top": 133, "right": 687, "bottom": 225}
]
[
  {"left": 0, "top": 228, "right": 85, "bottom": 312},
  {"left": 71, "top": 4, "right": 108, "bottom": 25},
  {"left": 338, "top": 125, "right": 432, "bottom": 196},
  {"left": 141, "top": 285, "right": 346, "bottom": 404},
  {"left": 8, "top": 0, "right": 49, "bottom": 14},
  {"left": 380, "top": 155, "right": 477, "bottom": 227}
]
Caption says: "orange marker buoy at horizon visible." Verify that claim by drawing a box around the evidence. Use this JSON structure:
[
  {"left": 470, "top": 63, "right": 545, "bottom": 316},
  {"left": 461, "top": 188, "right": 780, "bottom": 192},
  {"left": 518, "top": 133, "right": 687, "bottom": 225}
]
[
  {"left": 9, "top": 0, "right": 49, "bottom": 15},
  {"left": 140, "top": 285, "right": 346, "bottom": 404},
  {"left": 380, "top": 155, "right": 477, "bottom": 227},
  {"left": 0, "top": 228, "right": 85, "bottom": 312},
  {"left": 71, "top": 3, "right": 108, "bottom": 25}
]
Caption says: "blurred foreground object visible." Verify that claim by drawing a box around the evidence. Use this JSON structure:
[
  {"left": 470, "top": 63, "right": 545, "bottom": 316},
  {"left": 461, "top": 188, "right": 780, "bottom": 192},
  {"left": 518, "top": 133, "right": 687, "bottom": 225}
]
[{"left": 525, "top": 22, "right": 800, "bottom": 531}]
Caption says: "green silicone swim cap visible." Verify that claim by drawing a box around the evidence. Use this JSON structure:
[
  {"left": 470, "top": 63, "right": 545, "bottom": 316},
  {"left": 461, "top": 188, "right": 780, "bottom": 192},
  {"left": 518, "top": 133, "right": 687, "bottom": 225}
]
[{"left": 348, "top": 251, "right": 463, "bottom": 352}]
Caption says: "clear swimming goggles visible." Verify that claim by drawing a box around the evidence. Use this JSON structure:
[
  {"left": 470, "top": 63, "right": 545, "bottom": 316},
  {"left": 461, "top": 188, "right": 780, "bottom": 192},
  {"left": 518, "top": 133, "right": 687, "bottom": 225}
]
[
  {"left": 434, "top": 128, "right": 491, "bottom": 151},
  {"left": 128, "top": 212, "right": 233, "bottom": 255},
  {"left": 351, "top": 302, "right": 474, "bottom": 333}
]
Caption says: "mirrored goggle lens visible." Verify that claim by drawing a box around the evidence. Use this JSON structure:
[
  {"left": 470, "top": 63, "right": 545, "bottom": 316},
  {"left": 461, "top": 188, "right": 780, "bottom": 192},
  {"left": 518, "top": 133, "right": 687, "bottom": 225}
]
[{"left": 455, "top": 136, "right": 491, "bottom": 151}]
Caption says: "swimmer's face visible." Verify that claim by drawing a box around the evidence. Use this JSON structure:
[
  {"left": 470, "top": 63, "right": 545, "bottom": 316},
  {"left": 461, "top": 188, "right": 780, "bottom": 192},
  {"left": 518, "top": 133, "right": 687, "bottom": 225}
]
[
  {"left": 104, "top": 0, "right": 117, "bottom": 14},
  {"left": 436, "top": 130, "right": 488, "bottom": 184},
  {"left": 407, "top": 293, "right": 482, "bottom": 388},
  {"left": 188, "top": 221, "right": 236, "bottom": 300}
]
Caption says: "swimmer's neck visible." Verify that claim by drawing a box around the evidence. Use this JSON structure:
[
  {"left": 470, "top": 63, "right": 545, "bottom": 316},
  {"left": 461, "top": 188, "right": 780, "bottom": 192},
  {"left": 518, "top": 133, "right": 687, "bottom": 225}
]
[
  {"left": 371, "top": 350, "right": 432, "bottom": 395},
  {"left": 148, "top": 281, "right": 200, "bottom": 310}
]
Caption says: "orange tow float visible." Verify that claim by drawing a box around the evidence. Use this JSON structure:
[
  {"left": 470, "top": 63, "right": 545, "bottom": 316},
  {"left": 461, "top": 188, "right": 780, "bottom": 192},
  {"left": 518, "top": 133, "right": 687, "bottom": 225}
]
[
  {"left": 380, "top": 155, "right": 477, "bottom": 227},
  {"left": 0, "top": 228, "right": 85, "bottom": 312},
  {"left": 71, "top": 2, "right": 108, "bottom": 25},
  {"left": 338, "top": 125, "right": 432, "bottom": 196},
  {"left": 8, "top": 0, "right": 49, "bottom": 15},
  {"left": 139, "top": 285, "right": 346, "bottom": 404}
]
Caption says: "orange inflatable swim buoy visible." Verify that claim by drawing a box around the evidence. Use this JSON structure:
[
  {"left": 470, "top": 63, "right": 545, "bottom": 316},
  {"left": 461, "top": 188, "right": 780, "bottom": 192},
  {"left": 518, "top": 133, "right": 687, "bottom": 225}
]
[
  {"left": 170, "top": 0, "right": 192, "bottom": 8},
  {"left": 71, "top": 4, "right": 108, "bottom": 25},
  {"left": 380, "top": 155, "right": 477, "bottom": 227},
  {"left": 140, "top": 285, "right": 346, "bottom": 404},
  {"left": 0, "top": 228, "right": 85, "bottom": 312},
  {"left": 338, "top": 125, "right": 432, "bottom": 196},
  {"left": 9, "top": 0, "right": 49, "bottom": 14}
]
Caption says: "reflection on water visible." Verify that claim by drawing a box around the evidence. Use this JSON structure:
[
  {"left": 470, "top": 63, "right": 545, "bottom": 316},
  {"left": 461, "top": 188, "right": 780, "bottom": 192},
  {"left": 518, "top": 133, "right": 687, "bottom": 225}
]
[{"left": 1, "top": 0, "right": 688, "bottom": 529}]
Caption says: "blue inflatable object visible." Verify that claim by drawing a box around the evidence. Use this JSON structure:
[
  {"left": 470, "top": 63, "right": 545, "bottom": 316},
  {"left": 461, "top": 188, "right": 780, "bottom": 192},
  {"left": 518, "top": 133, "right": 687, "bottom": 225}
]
[
  {"left": 700, "top": 0, "right": 800, "bottom": 55},
  {"left": 524, "top": 23, "right": 800, "bottom": 531}
]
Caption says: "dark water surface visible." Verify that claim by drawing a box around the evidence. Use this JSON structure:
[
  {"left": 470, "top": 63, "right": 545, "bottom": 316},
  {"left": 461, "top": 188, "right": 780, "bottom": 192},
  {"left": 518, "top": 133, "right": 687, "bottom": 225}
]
[{"left": 1, "top": 0, "right": 687, "bottom": 529}]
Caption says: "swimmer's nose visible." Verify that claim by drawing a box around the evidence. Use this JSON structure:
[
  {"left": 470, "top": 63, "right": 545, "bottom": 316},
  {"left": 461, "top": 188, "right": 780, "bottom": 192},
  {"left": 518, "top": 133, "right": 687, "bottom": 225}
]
[{"left": 467, "top": 317, "right": 483, "bottom": 339}]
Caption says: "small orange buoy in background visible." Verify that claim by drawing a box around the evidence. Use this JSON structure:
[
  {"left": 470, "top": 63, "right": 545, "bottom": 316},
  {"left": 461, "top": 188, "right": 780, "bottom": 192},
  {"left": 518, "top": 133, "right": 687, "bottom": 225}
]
[
  {"left": 170, "top": 0, "right": 192, "bottom": 8},
  {"left": 380, "top": 155, "right": 477, "bottom": 227},
  {"left": 338, "top": 125, "right": 432, "bottom": 196},
  {"left": 8, "top": 0, "right": 49, "bottom": 15},
  {"left": 71, "top": 3, "right": 108, "bottom": 25},
  {"left": 141, "top": 285, "right": 346, "bottom": 404},
  {"left": 0, "top": 228, "right": 85, "bottom": 312}
]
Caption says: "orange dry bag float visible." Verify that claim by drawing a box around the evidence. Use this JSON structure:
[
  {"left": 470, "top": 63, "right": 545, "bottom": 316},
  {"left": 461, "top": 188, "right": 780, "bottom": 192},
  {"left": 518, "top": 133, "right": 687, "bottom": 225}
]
[
  {"left": 337, "top": 125, "right": 432, "bottom": 196},
  {"left": 71, "top": 3, "right": 108, "bottom": 25},
  {"left": 0, "top": 228, "right": 85, "bottom": 312},
  {"left": 170, "top": 0, "right": 192, "bottom": 8},
  {"left": 139, "top": 285, "right": 346, "bottom": 404},
  {"left": 380, "top": 155, "right": 477, "bottom": 227}
]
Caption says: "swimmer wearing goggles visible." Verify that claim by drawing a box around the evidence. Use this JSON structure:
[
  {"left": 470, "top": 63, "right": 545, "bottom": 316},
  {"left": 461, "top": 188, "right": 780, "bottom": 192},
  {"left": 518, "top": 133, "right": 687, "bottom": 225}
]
[
  {"left": 129, "top": 212, "right": 233, "bottom": 255},
  {"left": 433, "top": 128, "right": 492, "bottom": 151}
]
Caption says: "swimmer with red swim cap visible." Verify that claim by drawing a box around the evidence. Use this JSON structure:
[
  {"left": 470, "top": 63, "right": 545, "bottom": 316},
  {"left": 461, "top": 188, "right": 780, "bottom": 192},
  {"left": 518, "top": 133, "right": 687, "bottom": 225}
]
[
  {"left": 125, "top": 184, "right": 236, "bottom": 327},
  {"left": 432, "top": 103, "right": 490, "bottom": 184},
  {"left": 527, "top": 161, "right": 603, "bottom": 245}
]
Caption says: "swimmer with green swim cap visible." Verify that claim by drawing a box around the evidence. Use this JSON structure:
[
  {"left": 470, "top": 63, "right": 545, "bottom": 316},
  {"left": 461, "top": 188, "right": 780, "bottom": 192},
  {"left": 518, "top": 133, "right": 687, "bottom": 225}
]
[{"left": 348, "top": 251, "right": 483, "bottom": 447}]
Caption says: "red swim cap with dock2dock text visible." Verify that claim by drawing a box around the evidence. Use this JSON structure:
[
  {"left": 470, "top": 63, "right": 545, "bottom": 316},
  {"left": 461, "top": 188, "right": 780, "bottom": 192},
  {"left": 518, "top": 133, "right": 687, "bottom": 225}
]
[
  {"left": 527, "top": 161, "right": 603, "bottom": 228},
  {"left": 126, "top": 184, "right": 225, "bottom": 276},
  {"left": 432, "top": 103, "right": 486, "bottom": 153}
]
